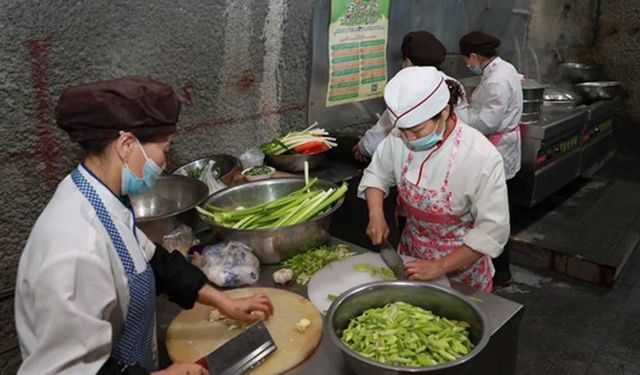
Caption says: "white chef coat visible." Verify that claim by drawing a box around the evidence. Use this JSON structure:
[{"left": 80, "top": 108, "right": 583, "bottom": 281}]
[
  {"left": 358, "top": 120, "right": 510, "bottom": 258},
  {"left": 456, "top": 57, "right": 523, "bottom": 179},
  {"left": 15, "top": 164, "right": 156, "bottom": 375},
  {"left": 357, "top": 72, "right": 468, "bottom": 157}
]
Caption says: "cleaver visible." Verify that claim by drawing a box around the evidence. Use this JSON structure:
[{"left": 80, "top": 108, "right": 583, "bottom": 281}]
[
  {"left": 379, "top": 240, "right": 406, "bottom": 280},
  {"left": 205, "top": 320, "right": 276, "bottom": 375}
]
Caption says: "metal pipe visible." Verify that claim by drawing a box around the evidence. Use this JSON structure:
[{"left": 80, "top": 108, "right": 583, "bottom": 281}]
[{"left": 592, "top": 0, "right": 602, "bottom": 45}]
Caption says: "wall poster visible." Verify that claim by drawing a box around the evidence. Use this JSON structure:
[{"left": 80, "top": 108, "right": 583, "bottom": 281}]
[{"left": 326, "top": 0, "right": 390, "bottom": 107}]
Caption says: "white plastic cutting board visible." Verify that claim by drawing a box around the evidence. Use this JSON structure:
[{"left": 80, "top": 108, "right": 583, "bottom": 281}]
[{"left": 307, "top": 252, "right": 450, "bottom": 313}]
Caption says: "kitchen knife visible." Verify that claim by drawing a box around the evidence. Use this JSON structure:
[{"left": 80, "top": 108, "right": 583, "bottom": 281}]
[
  {"left": 206, "top": 320, "right": 277, "bottom": 375},
  {"left": 379, "top": 240, "right": 406, "bottom": 280}
]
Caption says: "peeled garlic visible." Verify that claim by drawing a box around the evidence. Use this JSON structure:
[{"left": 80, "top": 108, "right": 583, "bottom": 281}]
[
  {"left": 296, "top": 318, "right": 311, "bottom": 333},
  {"left": 273, "top": 268, "right": 294, "bottom": 285}
]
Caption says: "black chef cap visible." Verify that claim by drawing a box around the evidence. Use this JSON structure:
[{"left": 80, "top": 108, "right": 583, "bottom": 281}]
[
  {"left": 401, "top": 31, "right": 447, "bottom": 68},
  {"left": 55, "top": 76, "right": 181, "bottom": 142},
  {"left": 459, "top": 31, "right": 501, "bottom": 57}
]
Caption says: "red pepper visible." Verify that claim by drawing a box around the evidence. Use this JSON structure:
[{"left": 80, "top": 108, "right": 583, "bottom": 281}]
[
  {"left": 301, "top": 144, "right": 329, "bottom": 154},
  {"left": 293, "top": 140, "right": 327, "bottom": 153}
]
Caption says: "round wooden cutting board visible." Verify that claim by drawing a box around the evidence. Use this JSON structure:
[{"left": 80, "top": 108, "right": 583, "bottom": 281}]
[{"left": 166, "top": 287, "right": 323, "bottom": 375}]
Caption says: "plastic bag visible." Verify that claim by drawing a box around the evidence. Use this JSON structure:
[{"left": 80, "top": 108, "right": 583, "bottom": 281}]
[
  {"left": 162, "top": 225, "right": 200, "bottom": 257},
  {"left": 193, "top": 242, "right": 260, "bottom": 287},
  {"left": 239, "top": 148, "right": 265, "bottom": 170},
  {"left": 199, "top": 160, "right": 227, "bottom": 194}
]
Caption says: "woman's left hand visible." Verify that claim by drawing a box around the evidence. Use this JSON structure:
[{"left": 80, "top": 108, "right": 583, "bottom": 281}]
[
  {"left": 404, "top": 259, "right": 446, "bottom": 281},
  {"left": 219, "top": 293, "right": 274, "bottom": 323}
]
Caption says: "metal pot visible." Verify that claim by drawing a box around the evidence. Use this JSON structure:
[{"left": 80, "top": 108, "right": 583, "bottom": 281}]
[
  {"left": 130, "top": 176, "right": 210, "bottom": 243},
  {"left": 326, "top": 281, "right": 490, "bottom": 375},
  {"left": 266, "top": 150, "right": 328, "bottom": 173},
  {"left": 202, "top": 177, "right": 344, "bottom": 263},
  {"left": 172, "top": 154, "right": 241, "bottom": 186},
  {"left": 521, "top": 79, "right": 545, "bottom": 100},
  {"left": 573, "top": 81, "right": 624, "bottom": 101},
  {"left": 559, "top": 62, "right": 603, "bottom": 83}
]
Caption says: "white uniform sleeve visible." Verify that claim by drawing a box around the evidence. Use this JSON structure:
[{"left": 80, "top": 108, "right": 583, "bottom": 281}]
[
  {"left": 457, "top": 81, "right": 509, "bottom": 135},
  {"left": 462, "top": 153, "right": 510, "bottom": 258},
  {"left": 357, "top": 135, "right": 397, "bottom": 198},
  {"left": 18, "top": 253, "right": 117, "bottom": 375},
  {"left": 358, "top": 110, "right": 394, "bottom": 157}
]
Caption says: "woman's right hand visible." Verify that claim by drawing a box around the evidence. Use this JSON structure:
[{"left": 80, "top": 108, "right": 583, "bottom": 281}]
[
  {"left": 154, "top": 363, "right": 209, "bottom": 375},
  {"left": 366, "top": 213, "right": 389, "bottom": 245},
  {"left": 352, "top": 144, "right": 369, "bottom": 163}
]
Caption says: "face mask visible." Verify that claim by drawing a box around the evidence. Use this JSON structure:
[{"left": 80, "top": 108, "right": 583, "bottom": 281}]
[
  {"left": 467, "top": 64, "right": 483, "bottom": 76},
  {"left": 121, "top": 140, "right": 163, "bottom": 196},
  {"left": 405, "top": 119, "right": 445, "bottom": 152}
]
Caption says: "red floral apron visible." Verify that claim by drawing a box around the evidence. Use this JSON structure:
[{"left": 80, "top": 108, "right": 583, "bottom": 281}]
[{"left": 397, "top": 125, "right": 494, "bottom": 292}]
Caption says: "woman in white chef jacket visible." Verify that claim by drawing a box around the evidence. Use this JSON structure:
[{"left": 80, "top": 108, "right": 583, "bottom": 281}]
[
  {"left": 353, "top": 31, "right": 467, "bottom": 162},
  {"left": 457, "top": 31, "right": 524, "bottom": 285},
  {"left": 14, "top": 77, "right": 273, "bottom": 375},
  {"left": 359, "top": 67, "right": 510, "bottom": 291}
]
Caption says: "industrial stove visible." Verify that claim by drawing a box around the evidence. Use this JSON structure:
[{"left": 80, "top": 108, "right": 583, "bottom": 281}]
[{"left": 510, "top": 98, "right": 619, "bottom": 207}]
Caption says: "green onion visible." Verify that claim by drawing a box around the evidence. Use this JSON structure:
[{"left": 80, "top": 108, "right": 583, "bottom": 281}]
[
  {"left": 260, "top": 122, "right": 337, "bottom": 155},
  {"left": 197, "top": 178, "right": 347, "bottom": 230}
]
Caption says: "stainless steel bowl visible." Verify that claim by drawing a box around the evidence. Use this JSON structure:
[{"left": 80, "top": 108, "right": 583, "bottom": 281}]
[
  {"left": 172, "top": 154, "right": 241, "bottom": 186},
  {"left": 202, "top": 177, "right": 344, "bottom": 263},
  {"left": 130, "top": 176, "right": 209, "bottom": 243},
  {"left": 559, "top": 62, "right": 603, "bottom": 83},
  {"left": 573, "top": 81, "right": 624, "bottom": 101},
  {"left": 326, "top": 281, "right": 490, "bottom": 375},
  {"left": 265, "top": 150, "right": 328, "bottom": 173}
]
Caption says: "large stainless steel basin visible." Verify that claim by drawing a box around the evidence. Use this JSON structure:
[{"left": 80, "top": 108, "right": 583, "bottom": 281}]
[
  {"left": 202, "top": 177, "right": 344, "bottom": 263},
  {"left": 326, "top": 281, "right": 490, "bottom": 375},
  {"left": 130, "top": 176, "right": 209, "bottom": 243}
]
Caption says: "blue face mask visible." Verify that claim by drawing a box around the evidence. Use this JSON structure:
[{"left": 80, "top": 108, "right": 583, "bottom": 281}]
[
  {"left": 406, "top": 120, "right": 445, "bottom": 152},
  {"left": 467, "top": 64, "right": 483, "bottom": 76},
  {"left": 121, "top": 141, "right": 163, "bottom": 196}
]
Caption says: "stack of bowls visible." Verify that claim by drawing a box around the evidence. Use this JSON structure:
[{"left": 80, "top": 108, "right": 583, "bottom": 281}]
[{"left": 521, "top": 79, "right": 545, "bottom": 123}]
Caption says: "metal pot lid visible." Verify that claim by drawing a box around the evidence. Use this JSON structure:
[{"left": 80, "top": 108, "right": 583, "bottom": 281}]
[
  {"left": 574, "top": 81, "right": 621, "bottom": 88},
  {"left": 559, "top": 62, "right": 602, "bottom": 70},
  {"left": 543, "top": 87, "right": 579, "bottom": 101}
]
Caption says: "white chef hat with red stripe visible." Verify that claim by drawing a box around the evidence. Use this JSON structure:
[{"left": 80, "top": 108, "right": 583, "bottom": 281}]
[{"left": 384, "top": 66, "right": 450, "bottom": 129}]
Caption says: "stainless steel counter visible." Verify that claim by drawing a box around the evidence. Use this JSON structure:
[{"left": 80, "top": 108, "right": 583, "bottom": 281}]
[{"left": 157, "top": 237, "right": 524, "bottom": 375}]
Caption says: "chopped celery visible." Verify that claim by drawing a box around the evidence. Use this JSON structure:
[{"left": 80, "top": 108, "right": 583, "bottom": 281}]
[
  {"left": 353, "top": 263, "right": 395, "bottom": 280},
  {"left": 282, "top": 244, "right": 355, "bottom": 285},
  {"left": 340, "top": 302, "right": 474, "bottom": 367}
]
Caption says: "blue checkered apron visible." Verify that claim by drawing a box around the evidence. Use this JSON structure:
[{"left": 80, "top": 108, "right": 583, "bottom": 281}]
[{"left": 71, "top": 168, "right": 157, "bottom": 371}]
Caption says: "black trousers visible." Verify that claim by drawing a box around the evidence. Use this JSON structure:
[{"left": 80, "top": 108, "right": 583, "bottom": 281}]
[{"left": 492, "top": 178, "right": 515, "bottom": 278}]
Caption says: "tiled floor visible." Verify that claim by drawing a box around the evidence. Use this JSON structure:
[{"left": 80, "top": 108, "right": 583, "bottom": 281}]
[{"left": 497, "top": 153, "right": 640, "bottom": 375}]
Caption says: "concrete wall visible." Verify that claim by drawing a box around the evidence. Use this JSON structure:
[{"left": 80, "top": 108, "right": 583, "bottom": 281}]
[
  {"left": 594, "top": 0, "right": 640, "bottom": 156},
  {"left": 0, "top": 0, "right": 618, "bottom": 368},
  {"left": 0, "top": 0, "right": 314, "bottom": 363}
]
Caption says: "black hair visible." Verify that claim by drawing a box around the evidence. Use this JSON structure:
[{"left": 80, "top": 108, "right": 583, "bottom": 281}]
[{"left": 431, "top": 80, "right": 464, "bottom": 120}]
